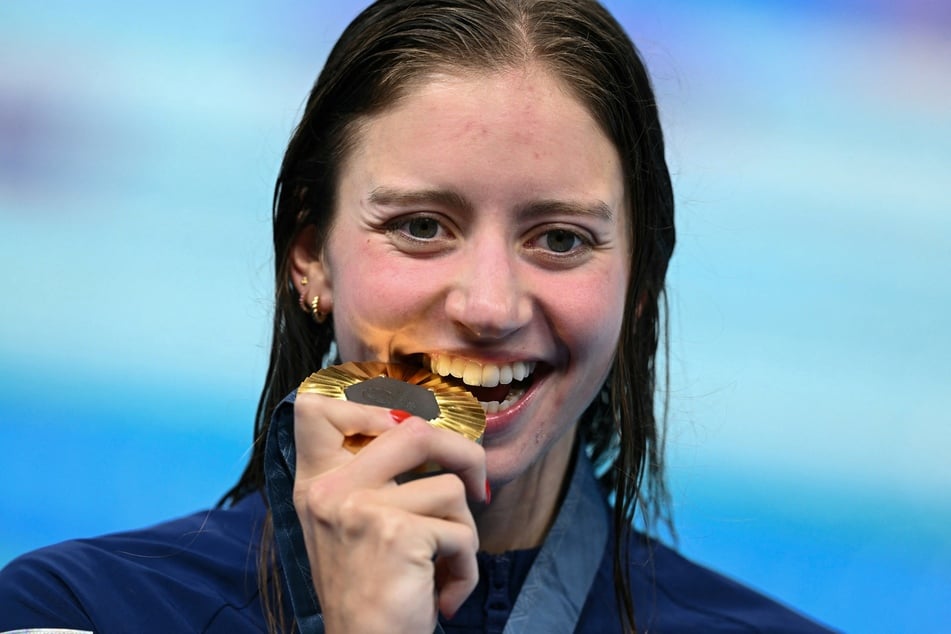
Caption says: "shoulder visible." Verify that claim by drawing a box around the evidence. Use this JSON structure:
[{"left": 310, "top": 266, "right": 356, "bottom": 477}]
[
  {"left": 633, "top": 536, "right": 835, "bottom": 632},
  {"left": 578, "top": 530, "right": 838, "bottom": 633},
  {"left": 0, "top": 494, "right": 268, "bottom": 633}
]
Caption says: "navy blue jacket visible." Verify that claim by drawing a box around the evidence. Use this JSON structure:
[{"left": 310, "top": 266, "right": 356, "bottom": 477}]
[{"left": 0, "top": 476, "right": 835, "bottom": 632}]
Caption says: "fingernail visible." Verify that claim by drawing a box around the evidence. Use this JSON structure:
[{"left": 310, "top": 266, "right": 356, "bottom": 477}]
[
  {"left": 389, "top": 409, "right": 412, "bottom": 423},
  {"left": 485, "top": 479, "right": 492, "bottom": 504}
]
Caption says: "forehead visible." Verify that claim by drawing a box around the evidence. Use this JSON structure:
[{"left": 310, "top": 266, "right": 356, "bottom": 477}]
[{"left": 340, "top": 66, "right": 627, "bottom": 220}]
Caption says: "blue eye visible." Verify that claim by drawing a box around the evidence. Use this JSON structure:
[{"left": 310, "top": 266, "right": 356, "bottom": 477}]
[
  {"left": 406, "top": 216, "right": 440, "bottom": 239},
  {"left": 388, "top": 215, "right": 446, "bottom": 241},
  {"left": 524, "top": 226, "right": 594, "bottom": 266},
  {"left": 544, "top": 229, "right": 581, "bottom": 253},
  {"left": 386, "top": 214, "right": 455, "bottom": 255}
]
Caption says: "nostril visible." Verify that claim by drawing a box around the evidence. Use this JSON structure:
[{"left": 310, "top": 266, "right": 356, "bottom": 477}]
[
  {"left": 453, "top": 319, "right": 511, "bottom": 341},
  {"left": 444, "top": 274, "right": 532, "bottom": 340}
]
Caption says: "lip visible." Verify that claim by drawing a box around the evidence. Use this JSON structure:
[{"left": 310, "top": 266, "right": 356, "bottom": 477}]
[
  {"left": 396, "top": 350, "right": 550, "bottom": 436},
  {"left": 422, "top": 351, "right": 538, "bottom": 369},
  {"left": 480, "top": 362, "right": 550, "bottom": 437}
]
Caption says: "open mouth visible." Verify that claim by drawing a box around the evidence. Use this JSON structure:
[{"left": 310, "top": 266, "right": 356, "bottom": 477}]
[{"left": 422, "top": 353, "right": 541, "bottom": 414}]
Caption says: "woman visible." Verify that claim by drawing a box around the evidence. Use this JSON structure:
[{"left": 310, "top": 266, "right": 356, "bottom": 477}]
[{"left": 0, "top": 1, "right": 833, "bottom": 632}]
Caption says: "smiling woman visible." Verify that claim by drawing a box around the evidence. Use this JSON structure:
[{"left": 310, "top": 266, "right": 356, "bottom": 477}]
[
  {"left": 293, "top": 67, "right": 630, "bottom": 494},
  {"left": 0, "top": 1, "right": 836, "bottom": 633}
]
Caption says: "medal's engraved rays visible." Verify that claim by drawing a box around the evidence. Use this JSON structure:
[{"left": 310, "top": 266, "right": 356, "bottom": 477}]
[{"left": 297, "top": 362, "right": 487, "bottom": 455}]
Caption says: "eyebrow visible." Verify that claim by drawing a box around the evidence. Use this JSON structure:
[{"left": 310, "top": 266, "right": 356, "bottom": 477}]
[
  {"left": 516, "top": 199, "right": 616, "bottom": 223},
  {"left": 367, "top": 187, "right": 473, "bottom": 213},
  {"left": 367, "top": 186, "right": 615, "bottom": 223}
]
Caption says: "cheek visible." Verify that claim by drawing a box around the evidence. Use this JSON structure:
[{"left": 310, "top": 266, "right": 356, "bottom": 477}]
[
  {"left": 344, "top": 261, "right": 439, "bottom": 322},
  {"left": 556, "top": 268, "right": 628, "bottom": 357},
  {"left": 327, "top": 246, "right": 443, "bottom": 358},
  {"left": 336, "top": 259, "right": 400, "bottom": 316}
]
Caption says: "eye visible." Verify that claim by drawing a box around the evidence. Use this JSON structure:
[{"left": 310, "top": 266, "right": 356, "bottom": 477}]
[
  {"left": 387, "top": 214, "right": 449, "bottom": 240},
  {"left": 543, "top": 229, "right": 582, "bottom": 253},
  {"left": 386, "top": 213, "right": 455, "bottom": 254},
  {"left": 527, "top": 227, "right": 591, "bottom": 256},
  {"left": 404, "top": 216, "right": 440, "bottom": 239}
]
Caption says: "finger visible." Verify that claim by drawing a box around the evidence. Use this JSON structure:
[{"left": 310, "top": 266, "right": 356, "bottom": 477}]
[
  {"left": 348, "top": 417, "right": 487, "bottom": 498},
  {"left": 371, "top": 473, "right": 478, "bottom": 534},
  {"left": 426, "top": 517, "right": 480, "bottom": 618},
  {"left": 294, "top": 393, "right": 400, "bottom": 466},
  {"left": 295, "top": 392, "right": 402, "bottom": 437}
]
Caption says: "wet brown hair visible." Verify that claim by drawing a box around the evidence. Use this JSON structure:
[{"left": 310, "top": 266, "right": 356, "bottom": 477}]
[{"left": 221, "top": 1, "right": 676, "bottom": 630}]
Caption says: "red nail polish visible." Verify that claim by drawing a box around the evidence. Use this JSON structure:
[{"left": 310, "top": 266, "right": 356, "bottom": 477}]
[
  {"left": 485, "top": 479, "right": 492, "bottom": 504},
  {"left": 389, "top": 409, "right": 412, "bottom": 423}
]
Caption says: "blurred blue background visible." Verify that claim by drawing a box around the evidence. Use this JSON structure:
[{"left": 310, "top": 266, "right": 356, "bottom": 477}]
[{"left": 1, "top": 1, "right": 948, "bottom": 631}]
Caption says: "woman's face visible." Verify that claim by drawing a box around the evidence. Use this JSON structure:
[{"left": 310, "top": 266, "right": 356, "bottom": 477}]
[{"left": 301, "top": 66, "right": 629, "bottom": 486}]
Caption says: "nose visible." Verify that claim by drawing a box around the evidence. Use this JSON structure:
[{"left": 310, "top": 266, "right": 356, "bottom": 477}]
[{"left": 444, "top": 238, "right": 533, "bottom": 340}]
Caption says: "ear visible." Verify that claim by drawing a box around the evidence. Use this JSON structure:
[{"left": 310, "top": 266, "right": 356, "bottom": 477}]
[{"left": 289, "top": 225, "right": 333, "bottom": 314}]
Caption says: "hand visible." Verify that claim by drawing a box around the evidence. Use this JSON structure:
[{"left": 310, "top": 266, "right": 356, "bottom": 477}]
[{"left": 292, "top": 393, "right": 487, "bottom": 634}]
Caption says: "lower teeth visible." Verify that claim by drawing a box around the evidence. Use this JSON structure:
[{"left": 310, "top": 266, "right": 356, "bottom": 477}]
[{"left": 479, "top": 385, "right": 526, "bottom": 414}]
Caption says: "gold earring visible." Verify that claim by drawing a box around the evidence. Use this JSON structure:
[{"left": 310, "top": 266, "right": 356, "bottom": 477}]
[
  {"left": 297, "top": 276, "right": 310, "bottom": 312},
  {"left": 311, "top": 295, "right": 328, "bottom": 324}
]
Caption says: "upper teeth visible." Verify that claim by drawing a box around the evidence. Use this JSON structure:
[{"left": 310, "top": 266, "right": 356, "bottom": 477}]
[{"left": 428, "top": 353, "right": 536, "bottom": 387}]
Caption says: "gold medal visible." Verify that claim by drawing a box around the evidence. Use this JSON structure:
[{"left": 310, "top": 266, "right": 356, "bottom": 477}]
[{"left": 297, "top": 361, "right": 486, "bottom": 453}]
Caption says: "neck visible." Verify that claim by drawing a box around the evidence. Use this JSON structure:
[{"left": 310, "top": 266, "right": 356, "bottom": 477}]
[{"left": 472, "top": 428, "right": 578, "bottom": 554}]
